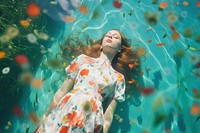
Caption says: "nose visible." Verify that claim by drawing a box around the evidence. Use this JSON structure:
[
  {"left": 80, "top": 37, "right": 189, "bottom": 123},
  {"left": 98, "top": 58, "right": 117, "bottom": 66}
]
[{"left": 107, "top": 35, "right": 112, "bottom": 39}]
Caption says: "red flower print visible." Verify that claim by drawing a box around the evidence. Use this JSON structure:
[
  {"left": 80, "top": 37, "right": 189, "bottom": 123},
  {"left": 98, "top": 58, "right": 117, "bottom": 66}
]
[
  {"left": 67, "top": 62, "right": 78, "bottom": 73},
  {"left": 67, "top": 111, "right": 79, "bottom": 126},
  {"left": 76, "top": 113, "right": 85, "bottom": 128},
  {"left": 76, "top": 117, "right": 84, "bottom": 128},
  {"left": 80, "top": 69, "right": 89, "bottom": 76},
  {"left": 59, "top": 126, "right": 69, "bottom": 133},
  {"left": 66, "top": 111, "right": 84, "bottom": 128},
  {"left": 90, "top": 99, "right": 98, "bottom": 112},
  {"left": 89, "top": 81, "right": 95, "bottom": 86},
  {"left": 60, "top": 95, "right": 71, "bottom": 108}
]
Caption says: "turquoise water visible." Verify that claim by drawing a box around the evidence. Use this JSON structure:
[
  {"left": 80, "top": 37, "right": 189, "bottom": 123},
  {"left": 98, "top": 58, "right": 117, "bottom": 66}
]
[{"left": 10, "top": 0, "right": 200, "bottom": 133}]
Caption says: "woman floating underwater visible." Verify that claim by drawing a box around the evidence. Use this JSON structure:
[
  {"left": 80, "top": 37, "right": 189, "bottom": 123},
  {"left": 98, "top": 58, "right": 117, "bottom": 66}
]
[{"left": 34, "top": 29, "right": 141, "bottom": 133}]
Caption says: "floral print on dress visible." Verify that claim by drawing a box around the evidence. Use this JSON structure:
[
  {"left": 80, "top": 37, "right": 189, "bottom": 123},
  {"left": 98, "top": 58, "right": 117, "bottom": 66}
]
[{"left": 36, "top": 54, "right": 125, "bottom": 133}]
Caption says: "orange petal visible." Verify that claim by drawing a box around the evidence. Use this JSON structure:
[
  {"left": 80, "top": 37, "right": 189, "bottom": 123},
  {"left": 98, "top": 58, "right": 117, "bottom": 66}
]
[
  {"left": 197, "top": 2, "right": 200, "bottom": 7},
  {"left": 160, "top": 2, "right": 168, "bottom": 9},
  {"left": 137, "top": 47, "right": 146, "bottom": 56},
  {"left": 26, "top": 3, "right": 40, "bottom": 17},
  {"left": 113, "top": 1, "right": 122, "bottom": 8},
  {"left": 29, "top": 112, "right": 38, "bottom": 123},
  {"left": 169, "top": 25, "right": 176, "bottom": 31},
  {"left": 172, "top": 31, "right": 179, "bottom": 40},
  {"left": 79, "top": 4, "right": 88, "bottom": 14},
  {"left": 193, "top": 89, "right": 199, "bottom": 95},
  {"left": 140, "top": 88, "right": 154, "bottom": 95},
  {"left": 64, "top": 16, "right": 76, "bottom": 22},
  {"left": 146, "top": 53, "right": 150, "bottom": 56},
  {"left": 183, "top": 1, "right": 189, "bottom": 6},
  {"left": 190, "top": 104, "right": 200, "bottom": 115},
  {"left": 128, "top": 64, "right": 134, "bottom": 69},
  {"left": 157, "top": 43, "right": 165, "bottom": 46},
  {"left": 128, "top": 79, "right": 135, "bottom": 84},
  {"left": 174, "top": 113, "right": 179, "bottom": 116},
  {"left": 12, "top": 106, "right": 23, "bottom": 117},
  {"left": 140, "top": 72, "right": 144, "bottom": 76},
  {"left": 0, "top": 51, "right": 6, "bottom": 59},
  {"left": 32, "top": 79, "right": 43, "bottom": 89},
  {"left": 20, "top": 20, "right": 30, "bottom": 27},
  {"left": 15, "top": 55, "right": 29, "bottom": 65}
]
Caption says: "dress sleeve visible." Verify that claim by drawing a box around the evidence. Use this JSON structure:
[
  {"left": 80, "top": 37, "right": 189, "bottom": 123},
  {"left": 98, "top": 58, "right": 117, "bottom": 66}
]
[
  {"left": 65, "top": 54, "right": 85, "bottom": 80},
  {"left": 113, "top": 73, "right": 126, "bottom": 102}
]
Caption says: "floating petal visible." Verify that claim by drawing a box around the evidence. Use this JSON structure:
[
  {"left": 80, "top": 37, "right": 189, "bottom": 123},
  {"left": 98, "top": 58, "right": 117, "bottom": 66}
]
[{"left": 26, "top": 3, "right": 41, "bottom": 17}]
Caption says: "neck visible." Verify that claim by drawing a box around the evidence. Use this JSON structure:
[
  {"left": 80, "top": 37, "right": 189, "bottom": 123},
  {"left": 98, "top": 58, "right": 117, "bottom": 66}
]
[{"left": 99, "top": 52, "right": 114, "bottom": 63}]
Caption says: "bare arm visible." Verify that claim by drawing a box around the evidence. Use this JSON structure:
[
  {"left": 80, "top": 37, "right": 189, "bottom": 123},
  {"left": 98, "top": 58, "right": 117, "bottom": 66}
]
[{"left": 103, "top": 99, "right": 117, "bottom": 133}]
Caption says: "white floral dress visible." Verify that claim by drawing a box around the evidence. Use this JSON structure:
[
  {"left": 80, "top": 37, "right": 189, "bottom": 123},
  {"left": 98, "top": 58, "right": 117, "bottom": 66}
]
[{"left": 36, "top": 54, "right": 125, "bottom": 133}]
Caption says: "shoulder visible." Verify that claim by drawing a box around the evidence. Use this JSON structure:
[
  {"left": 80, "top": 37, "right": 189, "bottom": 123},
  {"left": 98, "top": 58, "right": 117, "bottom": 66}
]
[{"left": 114, "top": 70, "right": 125, "bottom": 81}]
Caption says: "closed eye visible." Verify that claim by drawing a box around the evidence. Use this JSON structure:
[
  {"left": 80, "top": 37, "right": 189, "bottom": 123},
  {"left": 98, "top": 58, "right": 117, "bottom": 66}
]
[
  {"left": 114, "top": 36, "right": 119, "bottom": 39},
  {"left": 105, "top": 34, "right": 120, "bottom": 39}
]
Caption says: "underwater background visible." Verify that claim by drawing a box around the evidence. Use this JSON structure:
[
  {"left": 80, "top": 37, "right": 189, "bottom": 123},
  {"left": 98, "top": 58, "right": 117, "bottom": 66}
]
[{"left": 1, "top": 0, "right": 200, "bottom": 133}]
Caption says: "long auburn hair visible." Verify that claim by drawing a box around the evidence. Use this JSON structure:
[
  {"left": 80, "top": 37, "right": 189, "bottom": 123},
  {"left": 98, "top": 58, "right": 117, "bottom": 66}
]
[{"left": 59, "top": 30, "right": 142, "bottom": 96}]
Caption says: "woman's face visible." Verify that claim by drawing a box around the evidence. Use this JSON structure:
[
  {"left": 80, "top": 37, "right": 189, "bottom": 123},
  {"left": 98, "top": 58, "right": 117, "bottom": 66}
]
[{"left": 101, "top": 30, "right": 122, "bottom": 54}]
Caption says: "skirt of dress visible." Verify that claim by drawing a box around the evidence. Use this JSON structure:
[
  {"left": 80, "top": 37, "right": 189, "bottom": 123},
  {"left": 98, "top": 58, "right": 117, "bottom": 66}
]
[{"left": 35, "top": 89, "right": 104, "bottom": 133}]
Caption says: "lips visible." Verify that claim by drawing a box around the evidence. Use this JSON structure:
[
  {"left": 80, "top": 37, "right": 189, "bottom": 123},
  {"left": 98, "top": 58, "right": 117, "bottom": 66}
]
[{"left": 106, "top": 39, "right": 112, "bottom": 43}]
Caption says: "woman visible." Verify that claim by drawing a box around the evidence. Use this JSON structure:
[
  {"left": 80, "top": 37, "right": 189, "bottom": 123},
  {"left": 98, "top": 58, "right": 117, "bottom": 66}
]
[{"left": 35, "top": 29, "right": 141, "bottom": 133}]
